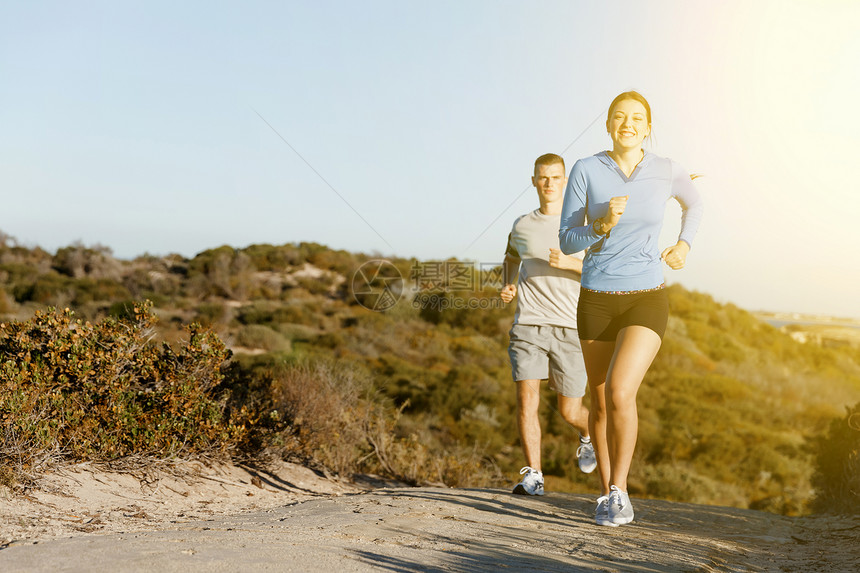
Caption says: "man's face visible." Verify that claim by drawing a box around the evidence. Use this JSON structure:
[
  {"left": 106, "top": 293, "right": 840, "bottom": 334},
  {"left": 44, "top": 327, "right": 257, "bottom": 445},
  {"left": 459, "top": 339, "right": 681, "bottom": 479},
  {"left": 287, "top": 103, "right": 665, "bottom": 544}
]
[{"left": 532, "top": 162, "right": 567, "bottom": 203}]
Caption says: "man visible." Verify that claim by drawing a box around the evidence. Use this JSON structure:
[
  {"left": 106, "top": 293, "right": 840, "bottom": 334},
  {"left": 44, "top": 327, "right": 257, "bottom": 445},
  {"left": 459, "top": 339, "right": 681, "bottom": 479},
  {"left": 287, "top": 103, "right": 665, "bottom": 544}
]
[{"left": 501, "top": 153, "right": 596, "bottom": 496}]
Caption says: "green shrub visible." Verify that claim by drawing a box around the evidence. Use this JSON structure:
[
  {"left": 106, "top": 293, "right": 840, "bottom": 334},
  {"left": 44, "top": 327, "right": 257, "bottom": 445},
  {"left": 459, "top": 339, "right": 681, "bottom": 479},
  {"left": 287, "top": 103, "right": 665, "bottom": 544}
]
[
  {"left": 220, "top": 358, "right": 498, "bottom": 486},
  {"left": 194, "top": 301, "right": 228, "bottom": 325},
  {"left": 242, "top": 243, "right": 302, "bottom": 271},
  {"left": 107, "top": 299, "right": 140, "bottom": 320},
  {"left": 122, "top": 259, "right": 183, "bottom": 299},
  {"left": 642, "top": 463, "right": 747, "bottom": 507},
  {"left": 0, "top": 289, "right": 14, "bottom": 315},
  {"left": 10, "top": 273, "right": 131, "bottom": 307},
  {"left": 294, "top": 275, "right": 337, "bottom": 296},
  {"left": 238, "top": 301, "right": 321, "bottom": 327},
  {"left": 415, "top": 289, "right": 513, "bottom": 337},
  {"left": 186, "top": 246, "right": 255, "bottom": 300},
  {"left": 53, "top": 243, "right": 121, "bottom": 279},
  {"left": 1, "top": 262, "right": 44, "bottom": 293},
  {"left": 14, "top": 272, "right": 73, "bottom": 304},
  {"left": 234, "top": 325, "right": 290, "bottom": 353},
  {"left": 0, "top": 302, "right": 244, "bottom": 480},
  {"left": 276, "top": 323, "right": 319, "bottom": 342},
  {"left": 812, "top": 401, "right": 860, "bottom": 514},
  {"left": 684, "top": 321, "right": 746, "bottom": 363},
  {"left": 70, "top": 277, "right": 132, "bottom": 305}
]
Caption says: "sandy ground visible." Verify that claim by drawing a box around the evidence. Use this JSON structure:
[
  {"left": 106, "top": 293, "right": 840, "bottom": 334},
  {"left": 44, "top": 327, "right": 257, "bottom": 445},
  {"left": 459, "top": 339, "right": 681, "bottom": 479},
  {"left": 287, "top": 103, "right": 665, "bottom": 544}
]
[{"left": 0, "top": 461, "right": 858, "bottom": 572}]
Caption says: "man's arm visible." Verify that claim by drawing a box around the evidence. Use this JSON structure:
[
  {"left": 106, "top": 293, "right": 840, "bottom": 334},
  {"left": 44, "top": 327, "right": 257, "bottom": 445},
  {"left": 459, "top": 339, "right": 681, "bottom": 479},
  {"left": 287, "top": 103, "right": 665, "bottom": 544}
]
[
  {"left": 501, "top": 234, "right": 521, "bottom": 303},
  {"left": 548, "top": 248, "right": 583, "bottom": 277},
  {"left": 503, "top": 252, "right": 521, "bottom": 285},
  {"left": 501, "top": 252, "right": 521, "bottom": 303}
]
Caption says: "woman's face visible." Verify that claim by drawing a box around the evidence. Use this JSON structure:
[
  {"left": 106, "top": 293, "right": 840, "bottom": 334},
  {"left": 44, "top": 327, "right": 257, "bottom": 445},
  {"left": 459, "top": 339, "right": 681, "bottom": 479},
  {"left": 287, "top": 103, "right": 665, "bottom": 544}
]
[{"left": 607, "top": 99, "right": 651, "bottom": 151}]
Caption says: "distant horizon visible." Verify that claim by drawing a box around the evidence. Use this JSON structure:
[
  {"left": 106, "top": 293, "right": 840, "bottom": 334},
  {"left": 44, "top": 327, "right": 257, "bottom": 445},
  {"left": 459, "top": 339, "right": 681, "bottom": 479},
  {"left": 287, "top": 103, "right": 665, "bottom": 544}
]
[{"left": 4, "top": 231, "right": 857, "bottom": 322}]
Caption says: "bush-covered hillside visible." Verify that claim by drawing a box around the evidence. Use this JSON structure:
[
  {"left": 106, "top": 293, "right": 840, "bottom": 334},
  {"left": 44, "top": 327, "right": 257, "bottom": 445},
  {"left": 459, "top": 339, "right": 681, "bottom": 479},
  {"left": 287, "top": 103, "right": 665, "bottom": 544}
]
[{"left": 1, "top": 235, "right": 858, "bottom": 515}]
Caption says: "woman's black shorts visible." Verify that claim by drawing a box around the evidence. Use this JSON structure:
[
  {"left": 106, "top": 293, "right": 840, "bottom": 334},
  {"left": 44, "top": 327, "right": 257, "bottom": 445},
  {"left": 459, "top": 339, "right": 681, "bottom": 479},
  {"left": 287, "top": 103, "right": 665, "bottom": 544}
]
[{"left": 577, "top": 287, "right": 669, "bottom": 341}]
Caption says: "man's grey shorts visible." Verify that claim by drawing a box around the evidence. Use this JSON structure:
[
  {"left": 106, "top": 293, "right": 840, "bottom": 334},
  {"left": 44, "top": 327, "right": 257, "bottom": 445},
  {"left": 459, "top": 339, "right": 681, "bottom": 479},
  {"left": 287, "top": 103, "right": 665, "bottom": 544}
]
[{"left": 508, "top": 324, "right": 587, "bottom": 398}]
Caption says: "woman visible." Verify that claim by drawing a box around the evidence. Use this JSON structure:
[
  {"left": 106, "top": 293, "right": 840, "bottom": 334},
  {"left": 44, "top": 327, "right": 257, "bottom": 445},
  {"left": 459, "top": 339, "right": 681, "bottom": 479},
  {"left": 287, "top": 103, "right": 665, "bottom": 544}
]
[{"left": 559, "top": 91, "right": 703, "bottom": 526}]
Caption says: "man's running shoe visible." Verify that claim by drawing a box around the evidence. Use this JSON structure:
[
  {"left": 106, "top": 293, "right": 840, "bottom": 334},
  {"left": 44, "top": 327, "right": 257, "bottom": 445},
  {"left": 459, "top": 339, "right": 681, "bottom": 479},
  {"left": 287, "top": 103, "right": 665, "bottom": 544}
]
[
  {"left": 512, "top": 466, "right": 544, "bottom": 496},
  {"left": 607, "top": 485, "right": 634, "bottom": 525},
  {"left": 577, "top": 440, "right": 597, "bottom": 474},
  {"left": 595, "top": 495, "right": 619, "bottom": 527}
]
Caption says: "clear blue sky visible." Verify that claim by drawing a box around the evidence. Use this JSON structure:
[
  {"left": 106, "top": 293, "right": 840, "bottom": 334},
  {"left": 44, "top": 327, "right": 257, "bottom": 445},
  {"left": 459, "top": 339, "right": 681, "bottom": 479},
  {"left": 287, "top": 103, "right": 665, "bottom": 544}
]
[{"left": 2, "top": 1, "right": 859, "bottom": 318}]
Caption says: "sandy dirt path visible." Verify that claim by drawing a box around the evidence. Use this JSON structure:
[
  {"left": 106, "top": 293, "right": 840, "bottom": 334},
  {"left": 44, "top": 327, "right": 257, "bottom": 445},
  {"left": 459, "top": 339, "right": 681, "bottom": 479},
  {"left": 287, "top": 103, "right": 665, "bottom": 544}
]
[
  {"left": 2, "top": 483, "right": 858, "bottom": 572},
  {"left": 1, "top": 462, "right": 858, "bottom": 572}
]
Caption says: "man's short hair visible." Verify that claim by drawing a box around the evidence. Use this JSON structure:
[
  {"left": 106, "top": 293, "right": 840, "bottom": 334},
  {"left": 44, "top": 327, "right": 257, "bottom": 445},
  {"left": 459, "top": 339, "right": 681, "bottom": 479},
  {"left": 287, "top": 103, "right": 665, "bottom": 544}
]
[{"left": 534, "top": 153, "right": 565, "bottom": 174}]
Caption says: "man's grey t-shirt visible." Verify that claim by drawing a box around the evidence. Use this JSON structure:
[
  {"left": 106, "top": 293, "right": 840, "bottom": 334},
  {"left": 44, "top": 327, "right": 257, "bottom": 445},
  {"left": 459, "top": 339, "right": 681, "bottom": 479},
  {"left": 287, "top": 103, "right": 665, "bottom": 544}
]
[{"left": 506, "top": 209, "right": 584, "bottom": 329}]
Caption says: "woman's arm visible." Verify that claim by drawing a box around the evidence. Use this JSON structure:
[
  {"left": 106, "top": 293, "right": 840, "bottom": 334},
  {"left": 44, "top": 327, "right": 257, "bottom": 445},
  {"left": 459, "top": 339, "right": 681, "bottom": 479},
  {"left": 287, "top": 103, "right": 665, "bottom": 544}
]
[
  {"left": 671, "top": 161, "right": 704, "bottom": 248},
  {"left": 559, "top": 160, "right": 604, "bottom": 254},
  {"left": 662, "top": 163, "right": 704, "bottom": 269}
]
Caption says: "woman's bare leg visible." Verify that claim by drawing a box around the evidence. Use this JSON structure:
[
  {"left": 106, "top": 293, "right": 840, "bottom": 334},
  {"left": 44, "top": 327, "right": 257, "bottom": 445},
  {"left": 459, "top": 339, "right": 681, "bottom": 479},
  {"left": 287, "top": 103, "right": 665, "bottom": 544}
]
[
  {"left": 605, "top": 325, "right": 662, "bottom": 491},
  {"left": 581, "top": 339, "right": 615, "bottom": 495}
]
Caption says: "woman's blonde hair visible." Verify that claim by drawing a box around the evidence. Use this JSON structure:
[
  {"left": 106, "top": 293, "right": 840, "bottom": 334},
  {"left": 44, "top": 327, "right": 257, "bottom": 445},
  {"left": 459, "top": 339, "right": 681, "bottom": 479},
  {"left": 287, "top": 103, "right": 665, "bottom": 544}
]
[{"left": 607, "top": 91, "right": 652, "bottom": 126}]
